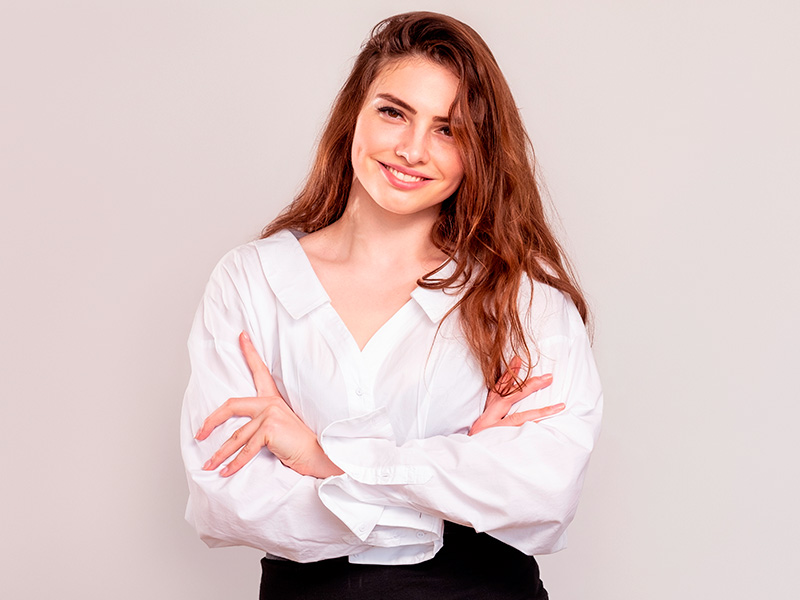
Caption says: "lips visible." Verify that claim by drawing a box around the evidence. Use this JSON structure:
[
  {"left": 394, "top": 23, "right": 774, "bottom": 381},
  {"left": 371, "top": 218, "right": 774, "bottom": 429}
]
[
  {"left": 381, "top": 163, "right": 428, "bottom": 182},
  {"left": 378, "top": 161, "right": 432, "bottom": 182},
  {"left": 378, "top": 161, "right": 433, "bottom": 190}
]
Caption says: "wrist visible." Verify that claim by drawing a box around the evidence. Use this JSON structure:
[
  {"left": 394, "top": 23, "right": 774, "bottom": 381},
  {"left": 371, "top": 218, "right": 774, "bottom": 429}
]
[
  {"left": 292, "top": 443, "right": 344, "bottom": 478},
  {"left": 310, "top": 454, "right": 345, "bottom": 478}
]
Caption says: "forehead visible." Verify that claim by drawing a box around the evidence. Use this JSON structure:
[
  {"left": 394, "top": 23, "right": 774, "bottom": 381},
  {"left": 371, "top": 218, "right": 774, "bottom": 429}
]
[{"left": 367, "top": 57, "right": 460, "bottom": 110}]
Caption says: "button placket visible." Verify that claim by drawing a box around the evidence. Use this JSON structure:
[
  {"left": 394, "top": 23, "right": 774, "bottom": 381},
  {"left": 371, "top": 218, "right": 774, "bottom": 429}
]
[
  {"left": 308, "top": 307, "right": 371, "bottom": 418},
  {"left": 348, "top": 352, "right": 377, "bottom": 416},
  {"left": 350, "top": 378, "right": 372, "bottom": 415}
]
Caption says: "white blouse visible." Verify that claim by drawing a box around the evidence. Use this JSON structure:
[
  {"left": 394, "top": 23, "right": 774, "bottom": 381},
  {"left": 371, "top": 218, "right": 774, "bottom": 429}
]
[{"left": 180, "top": 229, "right": 603, "bottom": 565}]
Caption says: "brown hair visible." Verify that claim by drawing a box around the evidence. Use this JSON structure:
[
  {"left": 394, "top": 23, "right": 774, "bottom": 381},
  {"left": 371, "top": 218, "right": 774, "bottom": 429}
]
[{"left": 262, "top": 11, "right": 589, "bottom": 391}]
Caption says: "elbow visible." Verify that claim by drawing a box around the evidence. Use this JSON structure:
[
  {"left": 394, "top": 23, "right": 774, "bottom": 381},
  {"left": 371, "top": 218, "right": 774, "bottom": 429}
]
[
  {"left": 525, "top": 453, "right": 592, "bottom": 552},
  {"left": 184, "top": 482, "right": 251, "bottom": 551},
  {"left": 485, "top": 474, "right": 584, "bottom": 555},
  {"left": 183, "top": 464, "right": 276, "bottom": 554}
]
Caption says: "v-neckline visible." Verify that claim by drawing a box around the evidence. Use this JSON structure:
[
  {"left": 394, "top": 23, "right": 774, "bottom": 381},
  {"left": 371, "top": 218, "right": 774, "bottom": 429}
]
[{"left": 287, "top": 232, "right": 420, "bottom": 355}]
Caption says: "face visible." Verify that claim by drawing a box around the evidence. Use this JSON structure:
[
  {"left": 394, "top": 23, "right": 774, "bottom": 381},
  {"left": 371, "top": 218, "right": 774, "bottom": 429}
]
[{"left": 350, "top": 57, "right": 464, "bottom": 218}]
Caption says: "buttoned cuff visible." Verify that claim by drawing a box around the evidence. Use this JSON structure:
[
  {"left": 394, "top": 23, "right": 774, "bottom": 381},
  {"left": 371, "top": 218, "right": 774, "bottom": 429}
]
[
  {"left": 317, "top": 481, "right": 384, "bottom": 541},
  {"left": 317, "top": 409, "right": 435, "bottom": 543},
  {"left": 319, "top": 408, "right": 434, "bottom": 485}
]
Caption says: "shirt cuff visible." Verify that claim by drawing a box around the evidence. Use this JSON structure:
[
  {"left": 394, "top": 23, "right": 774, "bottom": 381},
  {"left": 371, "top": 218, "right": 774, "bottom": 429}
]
[
  {"left": 317, "top": 480, "right": 384, "bottom": 541},
  {"left": 317, "top": 408, "right": 436, "bottom": 542},
  {"left": 319, "top": 408, "right": 434, "bottom": 484}
]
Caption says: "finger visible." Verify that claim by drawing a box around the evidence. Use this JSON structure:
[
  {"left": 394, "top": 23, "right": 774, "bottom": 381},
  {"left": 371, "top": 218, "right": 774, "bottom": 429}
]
[
  {"left": 503, "top": 373, "right": 553, "bottom": 405},
  {"left": 470, "top": 399, "right": 565, "bottom": 436},
  {"left": 473, "top": 368, "right": 554, "bottom": 436},
  {"left": 502, "top": 403, "right": 566, "bottom": 427},
  {"left": 220, "top": 439, "right": 265, "bottom": 477},
  {"left": 481, "top": 377, "right": 533, "bottom": 427},
  {"left": 484, "top": 356, "right": 525, "bottom": 409},
  {"left": 202, "top": 418, "right": 260, "bottom": 471},
  {"left": 493, "top": 355, "right": 524, "bottom": 393},
  {"left": 476, "top": 399, "right": 514, "bottom": 430},
  {"left": 194, "top": 397, "right": 263, "bottom": 441},
  {"left": 483, "top": 373, "right": 553, "bottom": 425},
  {"left": 239, "top": 331, "right": 280, "bottom": 397},
  {"left": 468, "top": 415, "right": 490, "bottom": 436}
]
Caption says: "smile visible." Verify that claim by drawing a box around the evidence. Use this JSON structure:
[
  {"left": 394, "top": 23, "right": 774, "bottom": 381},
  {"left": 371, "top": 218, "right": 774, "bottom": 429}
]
[{"left": 379, "top": 162, "right": 431, "bottom": 184}]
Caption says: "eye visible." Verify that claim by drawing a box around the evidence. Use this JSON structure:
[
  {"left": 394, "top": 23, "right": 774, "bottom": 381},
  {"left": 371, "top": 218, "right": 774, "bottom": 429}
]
[
  {"left": 438, "top": 125, "right": 453, "bottom": 138},
  {"left": 378, "top": 106, "right": 404, "bottom": 119}
]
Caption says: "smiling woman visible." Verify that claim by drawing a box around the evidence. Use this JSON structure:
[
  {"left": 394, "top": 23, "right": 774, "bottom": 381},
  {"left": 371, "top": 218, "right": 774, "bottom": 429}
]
[
  {"left": 350, "top": 57, "right": 464, "bottom": 218},
  {"left": 180, "top": 11, "right": 602, "bottom": 599}
]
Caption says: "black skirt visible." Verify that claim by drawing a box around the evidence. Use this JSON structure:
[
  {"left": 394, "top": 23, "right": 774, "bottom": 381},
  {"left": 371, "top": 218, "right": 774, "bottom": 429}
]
[{"left": 259, "top": 522, "right": 548, "bottom": 599}]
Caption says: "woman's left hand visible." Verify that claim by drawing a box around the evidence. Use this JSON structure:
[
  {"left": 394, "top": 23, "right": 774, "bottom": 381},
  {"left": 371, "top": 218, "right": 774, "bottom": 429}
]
[
  {"left": 195, "top": 332, "right": 344, "bottom": 479},
  {"left": 468, "top": 356, "right": 563, "bottom": 435}
]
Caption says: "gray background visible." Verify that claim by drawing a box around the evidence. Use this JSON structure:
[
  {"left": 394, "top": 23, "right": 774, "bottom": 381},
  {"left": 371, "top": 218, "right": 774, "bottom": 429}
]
[{"left": 2, "top": 1, "right": 798, "bottom": 598}]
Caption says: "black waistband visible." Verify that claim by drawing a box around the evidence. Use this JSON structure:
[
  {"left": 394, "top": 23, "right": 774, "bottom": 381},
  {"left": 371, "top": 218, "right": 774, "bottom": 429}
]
[{"left": 260, "top": 522, "right": 548, "bottom": 599}]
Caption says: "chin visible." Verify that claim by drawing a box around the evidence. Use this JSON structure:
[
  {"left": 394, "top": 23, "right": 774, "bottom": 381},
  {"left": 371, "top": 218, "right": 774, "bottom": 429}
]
[{"left": 374, "top": 195, "right": 441, "bottom": 218}]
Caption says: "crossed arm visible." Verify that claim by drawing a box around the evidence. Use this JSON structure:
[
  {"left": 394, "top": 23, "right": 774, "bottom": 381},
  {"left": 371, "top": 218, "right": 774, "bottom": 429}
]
[
  {"left": 195, "top": 331, "right": 564, "bottom": 480},
  {"left": 182, "top": 251, "right": 601, "bottom": 560}
]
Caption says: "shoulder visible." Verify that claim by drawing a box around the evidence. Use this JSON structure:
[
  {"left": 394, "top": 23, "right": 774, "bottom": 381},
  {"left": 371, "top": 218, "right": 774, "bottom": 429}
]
[
  {"left": 518, "top": 275, "right": 587, "bottom": 342},
  {"left": 205, "top": 240, "right": 263, "bottom": 296},
  {"left": 207, "top": 230, "right": 298, "bottom": 292},
  {"left": 206, "top": 230, "right": 329, "bottom": 322},
  {"left": 193, "top": 236, "right": 294, "bottom": 341}
]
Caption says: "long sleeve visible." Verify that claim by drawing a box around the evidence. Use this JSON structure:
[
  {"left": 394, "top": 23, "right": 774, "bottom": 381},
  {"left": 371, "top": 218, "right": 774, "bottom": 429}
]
[
  {"left": 317, "top": 286, "right": 603, "bottom": 555},
  {"left": 183, "top": 235, "right": 601, "bottom": 563},
  {"left": 180, "top": 246, "right": 440, "bottom": 563}
]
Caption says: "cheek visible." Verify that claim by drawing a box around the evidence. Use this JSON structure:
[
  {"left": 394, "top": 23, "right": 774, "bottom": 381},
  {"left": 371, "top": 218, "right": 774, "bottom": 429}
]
[
  {"left": 351, "top": 121, "right": 367, "bottom": 167},
  {"left": 353, "top": 116, "right": 391, "bottom": 158},
  {"left": 444, "top": 151, "right": 465, "bottom": 188},
  {"left": 352, "top": 126, "right": 381, "bottom": 180}
]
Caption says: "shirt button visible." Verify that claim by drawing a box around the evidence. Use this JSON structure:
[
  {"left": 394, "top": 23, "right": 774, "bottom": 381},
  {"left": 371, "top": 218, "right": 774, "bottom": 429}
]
[
  {"left": 416, "top": 531, "right": 426, "bottom": 539},
  {"left": 357, "top": 524, "right": 367, "bottom": 533},
  {"left": 355, "top": 387, "right": 364, "bottom": 396}
]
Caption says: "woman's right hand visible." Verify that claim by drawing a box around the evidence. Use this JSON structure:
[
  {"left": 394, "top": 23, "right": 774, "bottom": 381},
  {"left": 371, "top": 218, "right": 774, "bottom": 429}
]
[
  {"left": 196, "top": 332, "right": 343, "bottom": 479},
  {"left": 469, "top": 356, "right": 564, "bottom": 435}
]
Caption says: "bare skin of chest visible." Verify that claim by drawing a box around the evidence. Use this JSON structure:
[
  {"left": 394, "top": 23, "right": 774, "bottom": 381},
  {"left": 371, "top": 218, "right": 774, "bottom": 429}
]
[
  {"left": 308, "top": 260, "right": 424, "bottom": 351},
  {"left": 298, "top": 200, "right": 447, "bottom": 351}
]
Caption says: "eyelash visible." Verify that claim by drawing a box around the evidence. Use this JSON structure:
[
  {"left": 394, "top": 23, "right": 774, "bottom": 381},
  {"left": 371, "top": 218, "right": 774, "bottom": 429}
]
[
  {"left": 377, "top": 106, "right": 453, "bottom": 138},
  {"left": 378, "top": 106, "right": 404, "bottom": 119}
]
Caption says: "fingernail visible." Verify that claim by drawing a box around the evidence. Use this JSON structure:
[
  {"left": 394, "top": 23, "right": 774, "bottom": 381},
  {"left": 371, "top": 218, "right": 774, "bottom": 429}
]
[
  {"left": 202, "top": 459, "right": 212, "bottom": 470},
  {"left": 219, "top": 467, "right": 229, "bottom": 477},
  {"left": 195, "top": 429, "right": 202, "bottom": 439},
  {"left": 543, "top": 374, "right": 553, "bottom": 381},
  {"left": 241, "top": 331, "right": 250, "bottom": 341}
]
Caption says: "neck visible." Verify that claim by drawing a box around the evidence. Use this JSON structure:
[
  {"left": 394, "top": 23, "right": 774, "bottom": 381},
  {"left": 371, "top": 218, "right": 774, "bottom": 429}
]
[{"left": 321, "top": 181, "right": 445, "bottom": 269}]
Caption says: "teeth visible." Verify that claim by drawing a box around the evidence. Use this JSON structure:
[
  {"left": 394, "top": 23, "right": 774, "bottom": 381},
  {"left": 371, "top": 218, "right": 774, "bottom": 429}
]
[{"left": 386, "top": 165, "right": 425, "bottom": 183}]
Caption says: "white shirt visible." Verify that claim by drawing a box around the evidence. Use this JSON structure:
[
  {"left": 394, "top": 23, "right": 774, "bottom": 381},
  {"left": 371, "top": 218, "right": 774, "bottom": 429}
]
[{"left": 180, "top": 229, "right": 603, "bottom": 565}]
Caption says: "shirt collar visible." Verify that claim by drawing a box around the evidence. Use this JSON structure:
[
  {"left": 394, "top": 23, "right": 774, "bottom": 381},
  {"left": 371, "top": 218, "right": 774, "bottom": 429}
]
[
  {"left": 256, "top": 229, "right": 463, "bottom": 323},
  {"left": 410, "top": 260, "right": 463, "bottom": 323},
  {"left": 256, "top": 229, "right": 330, "bottom": 320}
]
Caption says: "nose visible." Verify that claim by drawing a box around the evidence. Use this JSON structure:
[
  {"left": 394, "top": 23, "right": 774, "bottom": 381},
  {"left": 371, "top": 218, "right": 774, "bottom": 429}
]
[{"left": 395, "top": 125, "right": 429, "bottom": 165}]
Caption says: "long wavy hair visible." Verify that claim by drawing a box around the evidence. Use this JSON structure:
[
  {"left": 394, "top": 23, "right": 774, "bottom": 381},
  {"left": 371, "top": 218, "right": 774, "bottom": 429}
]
[{"left": 262, "top": 11, "right": 589, "bottom": 392}]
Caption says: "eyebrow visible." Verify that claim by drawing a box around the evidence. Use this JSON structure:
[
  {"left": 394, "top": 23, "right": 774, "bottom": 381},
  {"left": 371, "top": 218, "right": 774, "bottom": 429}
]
[{"left": 376, "top": 93, "right": 450, "bottom": 123}]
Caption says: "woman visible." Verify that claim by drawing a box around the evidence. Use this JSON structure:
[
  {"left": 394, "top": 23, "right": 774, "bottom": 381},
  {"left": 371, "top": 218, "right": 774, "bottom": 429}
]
[{"left": 181, "top": 11, "right": 602, "bottom": 599}]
